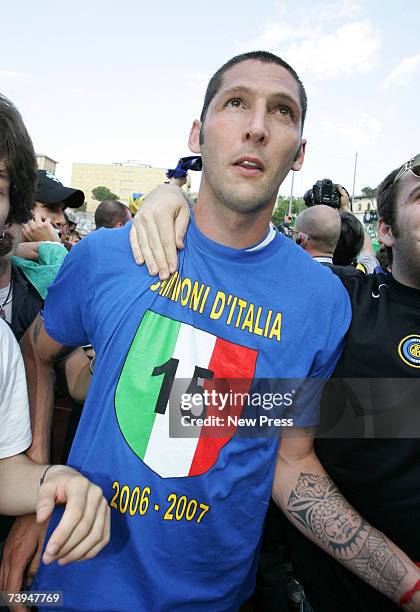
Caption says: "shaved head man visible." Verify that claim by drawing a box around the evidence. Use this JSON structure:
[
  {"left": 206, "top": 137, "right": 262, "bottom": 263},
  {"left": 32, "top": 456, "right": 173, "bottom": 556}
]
[{"left": 294, "top": 204, "right": 341, "bottom": 259}]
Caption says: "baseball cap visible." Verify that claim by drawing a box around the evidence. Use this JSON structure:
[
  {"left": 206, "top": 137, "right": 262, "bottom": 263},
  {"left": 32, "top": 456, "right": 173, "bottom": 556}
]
[{"left": 36, "top": 170, "right": 85, "bottom": 208}]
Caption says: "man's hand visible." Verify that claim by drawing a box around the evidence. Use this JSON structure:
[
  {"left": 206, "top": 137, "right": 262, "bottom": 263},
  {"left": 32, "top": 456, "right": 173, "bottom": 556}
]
[
  {"left": 337, "top": 184, "right": 352, "bottom": 212},
  {"left": 22, "top": 213, "right": 61, "bottom": 243},
  {"left": 14, "top": 242, "right": 40, "bottom": 261},
  {"left": 37, "top": 466, "right": 110, "bottom": 565},
  {"left": 129, "top": 184, "right": 191, "bottom": 279},
  {"left": 0, "top": 515, "right": 47, "bottom": 592}
]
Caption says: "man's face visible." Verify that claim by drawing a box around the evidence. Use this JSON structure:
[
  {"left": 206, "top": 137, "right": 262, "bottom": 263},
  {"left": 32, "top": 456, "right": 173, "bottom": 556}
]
[
  {"left": 0, "top": 223, "right": 21, "bottom": 276},
  {"left": 0, "top": 159, "right": 13, "bottom": 264},
  {"left": 34, "top": 201, "right": 67, "bottom": 228},
  {"left": 0, "top": 159, "right": 10, "bottom": 227},
  {"left": 378, "top": 171, "right": 420, "bottom": 287},
  {"left": 189, "top": 60, "right": 306, "bottom": 214}
]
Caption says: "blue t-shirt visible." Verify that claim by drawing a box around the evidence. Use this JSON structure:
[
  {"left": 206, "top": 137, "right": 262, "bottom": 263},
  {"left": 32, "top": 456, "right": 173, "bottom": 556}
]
[{"left": 34, "top": 219, "right": 351, "bottom": 611}]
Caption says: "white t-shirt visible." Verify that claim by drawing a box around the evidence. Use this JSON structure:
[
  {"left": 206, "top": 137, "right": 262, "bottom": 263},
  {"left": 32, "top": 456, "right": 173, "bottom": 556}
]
[
  {"left": 0, "top": 319, "right": 32, "bottom": 459},
  {"left": 0, "top": 283, "right": 13, "bottom": 324}
]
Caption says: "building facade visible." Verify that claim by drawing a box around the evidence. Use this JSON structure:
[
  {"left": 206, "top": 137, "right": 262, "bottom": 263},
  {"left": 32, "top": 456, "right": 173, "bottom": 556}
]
[
  {"left": 71, "top": 161, "right": 170, "bottom": 211},
  {"left": 36, "top": 154, "right": 58, "bottom": 174},
  {"left": 352, "top": 195, "right": 377, "bottom": 214}
]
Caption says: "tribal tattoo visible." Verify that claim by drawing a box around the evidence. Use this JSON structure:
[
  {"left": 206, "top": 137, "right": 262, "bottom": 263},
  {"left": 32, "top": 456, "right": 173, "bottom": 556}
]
[{"left": 287, "top": 473, "right": 407, "bottom": 599}]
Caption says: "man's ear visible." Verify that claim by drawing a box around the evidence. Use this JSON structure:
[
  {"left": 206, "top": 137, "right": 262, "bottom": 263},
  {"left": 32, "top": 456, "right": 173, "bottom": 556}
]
[
  {"left": 377, "top": 218, "right": 395, "bottom": 248},
  {"left": 188, "top": 119, "right": 202, "bottom": 154},
  {"left": 292, "top": 139, "right": 306, "bottom": 171}
]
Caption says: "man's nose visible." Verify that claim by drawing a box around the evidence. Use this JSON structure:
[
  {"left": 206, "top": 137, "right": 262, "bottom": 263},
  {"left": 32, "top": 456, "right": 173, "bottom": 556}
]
[
  {"left": 55, "top": 211, "right": 66, "bottom": 227},
  {"left": 245, "top": 106, "right": 268, "bottom": 145}
]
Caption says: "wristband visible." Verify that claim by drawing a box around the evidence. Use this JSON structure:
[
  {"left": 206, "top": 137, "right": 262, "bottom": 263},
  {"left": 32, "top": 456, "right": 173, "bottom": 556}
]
[
  {"left": 399, "top": 580, "right": 420, "bottom": 608},
  {"left": 39, "top": 464, "right": 53, "bottom": 486}
]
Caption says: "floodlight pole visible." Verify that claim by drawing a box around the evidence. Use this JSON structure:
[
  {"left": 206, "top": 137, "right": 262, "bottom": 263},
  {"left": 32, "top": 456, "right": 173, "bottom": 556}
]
[
  {"left": 288, "top": 171, "right": 295, "bottom": 216},
  {"left": 351, "top": 152, "right": 358, "bottom": 212}
]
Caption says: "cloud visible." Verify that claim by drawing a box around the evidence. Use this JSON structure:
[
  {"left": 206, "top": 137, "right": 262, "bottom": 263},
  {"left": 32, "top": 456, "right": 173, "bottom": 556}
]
[
  {"left": 241, "top": 1, "right": 380, "bottom": 81},
  {"left": 0, "top": 70, "right": 21, "bottom": 78},
  {"left": 251, "top": 23, "right": 311, "bottom": 48},
  {"left": 384, "top": 53, "right": 420, "bottom": 88},
  {"left": 287, "top": 21, "right": 380, "bottom": 79},
  {"left": 320, "top": 112, "right": 382, "bottom": 149},
  {"left": 187, "top": 72, "right": 211, "bottom": 90},
  {"left": 318, "top": 0, "right": 362, "bottom": 20}
]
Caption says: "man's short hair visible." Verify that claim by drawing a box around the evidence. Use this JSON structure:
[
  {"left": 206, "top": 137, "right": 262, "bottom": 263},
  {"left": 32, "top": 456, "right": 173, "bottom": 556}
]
[
  {"left": 200, "top": 51, "right": 307, "bottom": 130},
  {"left": 333, "top": 212, "right": 365, "bottom": 266},
  {"left": 94, "top": 200, "right": 131, "bottom": 229},
  {"left": 0, "top": 94, "right": 37, "bottom": 224},
  {"left": 376, "top": 166, "right": 401, "bottom": 231}
]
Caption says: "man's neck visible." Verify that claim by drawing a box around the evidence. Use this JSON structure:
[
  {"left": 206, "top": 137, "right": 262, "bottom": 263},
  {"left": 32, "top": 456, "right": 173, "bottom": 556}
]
[
  {"left": 306, "top": 247, "right": 334, "bottom": 260},
  {"left": 194, "top": 183, "right": 274, "bottom": 249},
  {"left": 0, "top": 260, "right": 11, "bottom": 289},
  {"left": 391, "top": 260, "right": 420, "bottom": 291}
]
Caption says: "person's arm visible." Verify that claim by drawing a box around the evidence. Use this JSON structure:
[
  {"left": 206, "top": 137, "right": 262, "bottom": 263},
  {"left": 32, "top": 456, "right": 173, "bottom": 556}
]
[
  {"left": 20, "top": 314, "right": 73, "bottom": 464},
  {"left": 14, "top": 241, "right": 40, "bottom": 261},
  {"left": 0, "top": 316, "right": 75, "bottom": 593},
  {"left": 0, "top": 454, "right": 110, "bottom": 565},
  {"left": 2, "top": 239, "right": 92, "bottom": 596},
  {"left": 356, "top": 231, "right": 379, "bottom": 273},
  {"left": 273, "top": 429, "right": 420, "bottom": 611},
  {"left": 129, "top": 183, "right": 191, "bottom": 279},
  {"left": 361, "top": 230, "right": 376, "bottom": 256}
]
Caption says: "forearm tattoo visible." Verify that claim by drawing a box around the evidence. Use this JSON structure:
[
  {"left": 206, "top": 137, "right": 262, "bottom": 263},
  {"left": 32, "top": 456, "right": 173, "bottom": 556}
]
[{"left": 287, "top": 473, "right": 407, "bottom": 599}]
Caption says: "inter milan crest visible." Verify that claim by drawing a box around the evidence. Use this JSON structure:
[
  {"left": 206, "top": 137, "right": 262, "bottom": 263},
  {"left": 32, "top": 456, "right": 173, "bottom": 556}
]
[{"left": 398, "top": 335, "right": 420, "bottom": 369}]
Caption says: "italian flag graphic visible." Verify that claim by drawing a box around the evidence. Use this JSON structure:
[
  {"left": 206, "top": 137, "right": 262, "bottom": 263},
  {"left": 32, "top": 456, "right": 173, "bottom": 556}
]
[{"left": 115, "top": 310, "right": 258, "bottom": 478}]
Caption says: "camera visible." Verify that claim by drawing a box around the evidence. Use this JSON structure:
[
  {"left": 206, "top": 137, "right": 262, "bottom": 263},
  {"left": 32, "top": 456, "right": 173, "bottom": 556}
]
[
  {"left": 179, "top": 156, "right": 202, "bottom": 172},
  {"left": 303, "top": 179, "right": 340, "bottom": 208}
]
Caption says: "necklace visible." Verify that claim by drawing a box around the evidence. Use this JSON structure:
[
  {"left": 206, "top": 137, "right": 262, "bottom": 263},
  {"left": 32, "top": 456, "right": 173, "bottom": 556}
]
[{"left": 0, "top": 282, "right": 13, "bottom": 320}]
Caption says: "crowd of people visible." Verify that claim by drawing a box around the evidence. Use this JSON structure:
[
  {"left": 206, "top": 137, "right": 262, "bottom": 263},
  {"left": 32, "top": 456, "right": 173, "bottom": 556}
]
[{"left": 0, "top": 49, "right": 419, "bottom": 612}]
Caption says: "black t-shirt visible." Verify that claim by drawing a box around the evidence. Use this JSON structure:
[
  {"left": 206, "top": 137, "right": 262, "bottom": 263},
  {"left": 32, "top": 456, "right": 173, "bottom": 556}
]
[{"left": 283, "top": 271, "right": 420, "bottom": 612}]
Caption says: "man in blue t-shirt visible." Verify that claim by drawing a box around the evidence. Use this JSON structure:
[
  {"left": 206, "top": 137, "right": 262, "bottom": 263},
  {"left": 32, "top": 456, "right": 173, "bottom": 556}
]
[{"left": 24, "top": 51, "right": 420, "bottom": 611}]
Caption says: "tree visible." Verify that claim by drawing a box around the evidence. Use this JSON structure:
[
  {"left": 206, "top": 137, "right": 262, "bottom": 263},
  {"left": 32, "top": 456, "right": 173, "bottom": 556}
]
[
  {"left": 361, "top": 186, "right": 377, "bottom": 198},
  {"left": 92, "top": 186, "right": 118, "bottom": 201},
  {"left": 271, "top": 196, "right": 306, "bottom": 226}
]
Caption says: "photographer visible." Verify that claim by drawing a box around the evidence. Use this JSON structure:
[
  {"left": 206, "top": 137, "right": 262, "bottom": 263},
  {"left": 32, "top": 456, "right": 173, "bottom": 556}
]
[
  {"left": 292, "top": 204, "right": 342, "bottom": 265},
  {"left": 297, "top": 180, "right": 378, "bottom": 274}
]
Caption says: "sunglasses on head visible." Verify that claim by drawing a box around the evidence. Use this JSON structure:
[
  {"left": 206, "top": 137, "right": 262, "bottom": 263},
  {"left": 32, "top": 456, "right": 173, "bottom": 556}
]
[
  {"left": 291, "top": 228, "right": 309, "bottom": 246},
  {"left": 393, "top": 153, "right": 420, "bottom": 185}
]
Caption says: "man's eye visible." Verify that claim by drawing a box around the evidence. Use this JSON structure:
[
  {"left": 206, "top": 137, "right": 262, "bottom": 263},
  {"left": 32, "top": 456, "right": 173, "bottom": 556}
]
[
  {"left": 275, "top": 105, "right": 293, "bottom": 118},
  {"left": 226, "top": 98, "right": 243, "bottom": 108}
]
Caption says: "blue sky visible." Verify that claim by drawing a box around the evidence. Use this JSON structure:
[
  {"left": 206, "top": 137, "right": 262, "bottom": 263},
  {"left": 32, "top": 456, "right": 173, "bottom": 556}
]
[{"left": 2, "top": 0, "right": 419, "bottom": 196}]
